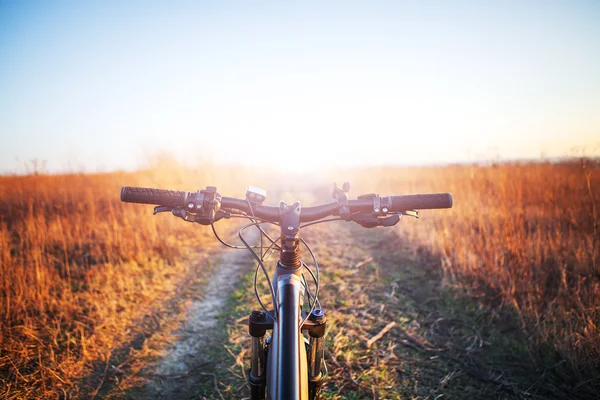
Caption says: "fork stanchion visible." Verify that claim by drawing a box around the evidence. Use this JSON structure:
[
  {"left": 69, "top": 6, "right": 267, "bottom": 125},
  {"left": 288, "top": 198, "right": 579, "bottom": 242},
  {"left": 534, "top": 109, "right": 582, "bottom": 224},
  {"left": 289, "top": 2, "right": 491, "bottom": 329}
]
[
  {"left": 307, "top": 309, "right": 326, "bottom": 400},
  {"left": 249, "top": 310, "right": 267, "bottom": 399}
]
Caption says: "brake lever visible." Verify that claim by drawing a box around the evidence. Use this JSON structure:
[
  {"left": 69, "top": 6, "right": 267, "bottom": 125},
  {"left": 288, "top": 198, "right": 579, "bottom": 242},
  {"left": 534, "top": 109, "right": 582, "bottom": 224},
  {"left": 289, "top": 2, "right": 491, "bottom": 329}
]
[
  {"left": 402, "top": 210, "right": 419, "bottom": 219},
  {"left": 172, "top": 208, "right": 231, "bottom": 224},
  {"left": 153, "top": 206, "right": 173, "bottom": 215},
  {"left": 351, "top": 212, "right": 400, "bottom": 228}
]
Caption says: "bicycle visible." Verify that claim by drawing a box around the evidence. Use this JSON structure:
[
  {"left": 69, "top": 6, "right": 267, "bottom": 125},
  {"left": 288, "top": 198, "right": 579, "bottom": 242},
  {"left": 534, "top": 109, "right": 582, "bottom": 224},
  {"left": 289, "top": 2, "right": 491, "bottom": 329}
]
[{"left": 120, "top": 183, "right": 452, "bottom": 399}]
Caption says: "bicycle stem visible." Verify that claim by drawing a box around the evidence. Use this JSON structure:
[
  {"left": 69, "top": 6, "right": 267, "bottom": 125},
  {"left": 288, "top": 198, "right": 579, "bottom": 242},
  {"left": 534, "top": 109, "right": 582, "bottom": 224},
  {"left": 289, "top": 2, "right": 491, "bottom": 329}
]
[{"left": 278, "top": 201, "right": 302, "bottom": 270}]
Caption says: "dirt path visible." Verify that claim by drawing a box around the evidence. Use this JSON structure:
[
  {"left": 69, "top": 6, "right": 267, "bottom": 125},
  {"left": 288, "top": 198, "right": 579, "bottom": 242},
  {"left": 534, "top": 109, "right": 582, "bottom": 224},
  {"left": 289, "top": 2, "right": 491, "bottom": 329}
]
[
  {"left": 91, "top": 226, "right": 257, "bottom": 400},
  {"left": 142, "top": 241, "right": 252, "bottom": 399},
  {"left": 95, "top": 219, "right": 581, "bottom": 399}
]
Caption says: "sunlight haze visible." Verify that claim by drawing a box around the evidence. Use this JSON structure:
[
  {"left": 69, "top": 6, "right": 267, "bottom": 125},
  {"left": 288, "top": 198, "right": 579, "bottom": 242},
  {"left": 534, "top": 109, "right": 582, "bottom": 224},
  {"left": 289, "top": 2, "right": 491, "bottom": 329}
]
[{"left": 1, "top": 0, "right": 599, "bottom": 174}]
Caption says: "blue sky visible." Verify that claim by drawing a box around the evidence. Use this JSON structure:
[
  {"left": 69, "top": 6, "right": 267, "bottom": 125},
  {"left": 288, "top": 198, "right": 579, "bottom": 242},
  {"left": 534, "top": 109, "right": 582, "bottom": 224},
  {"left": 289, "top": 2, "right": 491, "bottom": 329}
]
[{"left": 1, "top": 0, "right": 599, "bottom": 173}]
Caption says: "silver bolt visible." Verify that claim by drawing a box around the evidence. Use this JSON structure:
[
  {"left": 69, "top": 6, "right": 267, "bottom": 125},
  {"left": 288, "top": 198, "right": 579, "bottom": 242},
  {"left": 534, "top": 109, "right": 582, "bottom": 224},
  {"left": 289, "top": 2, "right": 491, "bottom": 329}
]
[
  {"left": 288, "top": 226, "right": 294, "bottom": 230},
  {"left": 188, "top": 202, "right": 194, "bottom": 209},
  {"left": 382, "top": 207, "right": 388, "bottom": 213},
  {"left": 374, "top": 207, "right": 380, "bottom": 213},
  {"left": 196, "top": 204, "right": 202, "bottom": 209}
]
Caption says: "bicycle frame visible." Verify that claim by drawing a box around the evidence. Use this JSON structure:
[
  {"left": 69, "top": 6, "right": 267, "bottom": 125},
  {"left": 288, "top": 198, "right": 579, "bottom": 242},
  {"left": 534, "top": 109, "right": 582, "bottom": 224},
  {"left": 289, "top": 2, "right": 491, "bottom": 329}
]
[
  {"left": 248, "top": 202, "right": 325, "bottom": 400},
  {"left": 268, "top": 269, "right": 309, "bottom": 398}
]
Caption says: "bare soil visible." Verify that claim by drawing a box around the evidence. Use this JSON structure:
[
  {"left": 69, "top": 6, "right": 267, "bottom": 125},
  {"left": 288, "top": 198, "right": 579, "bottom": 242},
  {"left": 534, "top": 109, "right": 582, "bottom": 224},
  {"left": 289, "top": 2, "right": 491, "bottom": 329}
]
[
  {"left": 81, "top": 227, "right": 256, "bottom": 400},
  {"left": 141, "top": 242, "right": 252, "bottom": 399}
]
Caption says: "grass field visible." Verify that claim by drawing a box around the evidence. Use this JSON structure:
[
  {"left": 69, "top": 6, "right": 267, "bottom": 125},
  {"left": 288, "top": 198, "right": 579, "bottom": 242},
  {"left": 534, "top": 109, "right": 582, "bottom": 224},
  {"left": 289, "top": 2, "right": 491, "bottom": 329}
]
[
  {"left": 361, "top": 160, "right": 600, "bottom": 366},
  {"left": 0, "top": 160, "right": 598, "bottom": 398}
]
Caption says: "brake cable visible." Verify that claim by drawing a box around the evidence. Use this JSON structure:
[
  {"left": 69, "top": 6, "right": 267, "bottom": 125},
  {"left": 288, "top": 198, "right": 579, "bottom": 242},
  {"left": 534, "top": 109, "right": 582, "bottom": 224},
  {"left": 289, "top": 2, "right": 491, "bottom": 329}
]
[
  {"left": 211, "top": 199, "right": 331, "bottom": 325},
  {"left": 211, "top": 217, "right": 280, "bottom": 250},
  {"left": 239, "top": 222, "right": 279, "bottom": 321},
  {"left": 301, "top": 262, "right": 321, "bottom": 310},
  {"left": 299, "top": 237, "right": 320, "bottom": 328}
]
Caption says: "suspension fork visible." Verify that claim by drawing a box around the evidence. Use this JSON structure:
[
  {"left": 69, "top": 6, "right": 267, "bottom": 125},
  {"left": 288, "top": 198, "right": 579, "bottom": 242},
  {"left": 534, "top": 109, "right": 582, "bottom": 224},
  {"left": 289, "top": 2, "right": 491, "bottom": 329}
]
[{"left": 248, "top": 300, "right": 327, "bottom": 397}]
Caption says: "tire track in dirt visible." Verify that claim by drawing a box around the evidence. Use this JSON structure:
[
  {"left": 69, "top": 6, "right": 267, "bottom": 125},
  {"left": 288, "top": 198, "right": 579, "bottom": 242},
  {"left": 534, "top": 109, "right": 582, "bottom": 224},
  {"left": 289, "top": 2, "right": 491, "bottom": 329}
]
[
  {"left": 93, "top": 226, "right": 258, "bottom": 400},
  {"left": 140, "top": 232, "right": 256, "bottom": 399}
]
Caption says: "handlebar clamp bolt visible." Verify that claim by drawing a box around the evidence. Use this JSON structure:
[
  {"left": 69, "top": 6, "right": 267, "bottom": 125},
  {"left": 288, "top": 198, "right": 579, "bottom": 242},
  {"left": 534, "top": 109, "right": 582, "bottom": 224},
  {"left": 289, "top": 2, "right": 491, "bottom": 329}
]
[
  {"left": 382, "top": 207, "right": 388, "bottom": 214},
  {"left": 188, "top": 202, "right": 194, "bottom": 209},
  {"left": 374, "top": 207, "right": 380, "bottom": 213}
]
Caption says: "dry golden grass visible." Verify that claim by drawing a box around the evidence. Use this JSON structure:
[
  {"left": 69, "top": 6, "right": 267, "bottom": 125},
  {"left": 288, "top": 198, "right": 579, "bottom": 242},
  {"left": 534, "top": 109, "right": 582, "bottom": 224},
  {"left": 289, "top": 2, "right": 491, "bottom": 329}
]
[
  {"left": 0, "top": 164, "right": 244, "bottom": 398},
  {"left": 346, "top": 160, "right": 599, "bottom": 366},
  {"left": 1, "top": 159, "right": 598, "bottom": 398}
]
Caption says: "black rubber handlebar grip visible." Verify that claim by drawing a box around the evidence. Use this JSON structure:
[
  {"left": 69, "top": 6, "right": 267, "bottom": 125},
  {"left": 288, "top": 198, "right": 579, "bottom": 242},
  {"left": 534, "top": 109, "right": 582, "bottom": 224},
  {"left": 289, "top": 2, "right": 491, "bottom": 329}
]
[
  {"left": 120, "top": 186, "right": 188, "bottom": 207},
  {"left": 391, "top": 193, "right": 453, "bottom": 211}
]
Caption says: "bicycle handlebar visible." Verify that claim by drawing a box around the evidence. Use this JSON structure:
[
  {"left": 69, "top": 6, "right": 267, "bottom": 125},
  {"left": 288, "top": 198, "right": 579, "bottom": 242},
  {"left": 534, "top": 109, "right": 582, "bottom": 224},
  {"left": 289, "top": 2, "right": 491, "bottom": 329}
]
[{"left": 121, "top": 186, "right": 452, "bottom": 223}]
